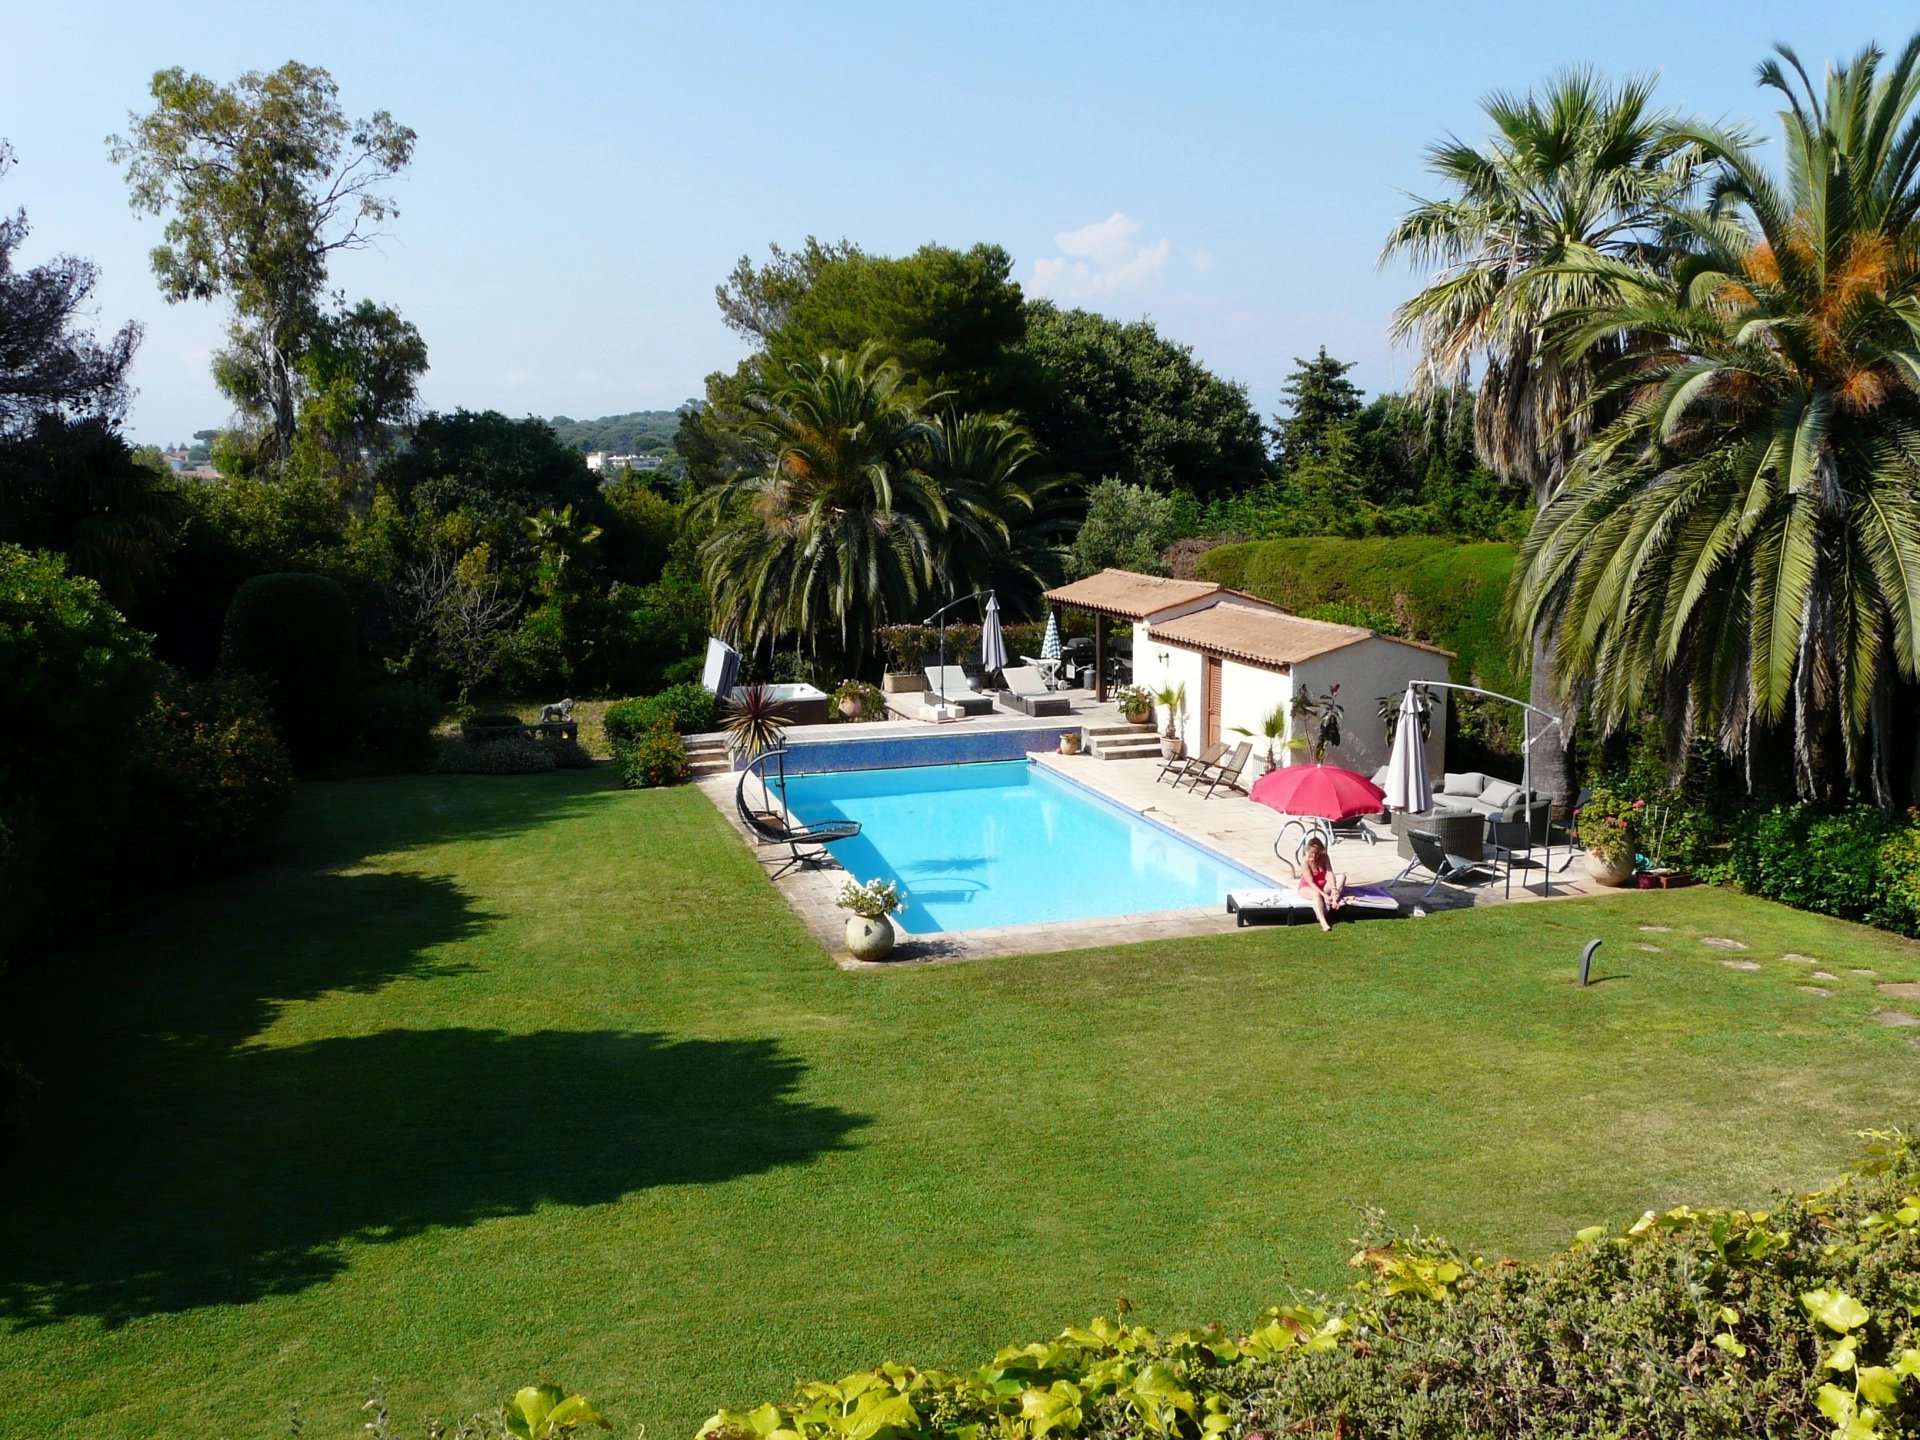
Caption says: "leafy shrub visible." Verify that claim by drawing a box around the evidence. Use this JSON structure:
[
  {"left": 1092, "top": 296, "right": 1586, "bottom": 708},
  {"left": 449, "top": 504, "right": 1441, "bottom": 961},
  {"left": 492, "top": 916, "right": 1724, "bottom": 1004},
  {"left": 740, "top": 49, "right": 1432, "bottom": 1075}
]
[
  {"left": 220, "top": 571, "right": 358, "bottom": 771},
  {"left": 698, "top": 1131, "right": 1920, "bottom": 1440},
  {"left": 431, "top": 737, "right": 558, "bottom": 774},
  {"left": 1574, "top": 785, "right": 1640, "bottom": 866},
  {"left": 0, "top": 544, "right": 156, "bottom": 960},
  {"left": 126, "top": 670, "right": 294, "bottom": 877},
  {"left": 463, "top": 710, "right": 527, "bottom": 738},
  {"left": 1879, "top": 819, "right": 1920, "bottom": 936},
  {"left": 878, "top": 623, "right": 937, "bottom": 672},
  {"left": 353, "top": 680, "right": 442, "bottom": 771},
  {"left": 1300, "top": 599, "right": 1399, "bottom": 633},
  {"left": 604, "top": 682, "right": 716, "bottom": 744},
  {"left": 542, "top": 736, "right": 594, "bottom": 770},
  {"left": 1727, "top": 804, "right": 1899, "bottom": 928},
  {"left": 615, "top": 718, "right": 689, "bottom": 788}
]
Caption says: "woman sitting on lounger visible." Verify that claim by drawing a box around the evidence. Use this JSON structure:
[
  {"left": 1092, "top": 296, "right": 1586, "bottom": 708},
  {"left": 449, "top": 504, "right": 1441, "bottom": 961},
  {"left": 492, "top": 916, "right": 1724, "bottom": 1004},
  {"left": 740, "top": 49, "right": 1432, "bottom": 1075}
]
[{"left": 1298, "top": 836, "right": 1346, "bottom": 931}]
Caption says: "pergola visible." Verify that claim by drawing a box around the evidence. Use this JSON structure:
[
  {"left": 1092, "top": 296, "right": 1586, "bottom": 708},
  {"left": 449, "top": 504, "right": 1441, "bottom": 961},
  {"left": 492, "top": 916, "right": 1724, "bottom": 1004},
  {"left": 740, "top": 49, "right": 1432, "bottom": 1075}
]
[{"left": 1042, "top": 570, "right": 1225, "bottom": 702}]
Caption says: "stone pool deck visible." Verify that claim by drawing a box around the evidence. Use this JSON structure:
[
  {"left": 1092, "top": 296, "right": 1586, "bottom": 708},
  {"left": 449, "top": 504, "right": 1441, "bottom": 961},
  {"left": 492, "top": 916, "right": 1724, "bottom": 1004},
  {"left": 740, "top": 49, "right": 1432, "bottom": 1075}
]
[{"left": 696, "top": 721, "right": 1615, "bottom": 966}]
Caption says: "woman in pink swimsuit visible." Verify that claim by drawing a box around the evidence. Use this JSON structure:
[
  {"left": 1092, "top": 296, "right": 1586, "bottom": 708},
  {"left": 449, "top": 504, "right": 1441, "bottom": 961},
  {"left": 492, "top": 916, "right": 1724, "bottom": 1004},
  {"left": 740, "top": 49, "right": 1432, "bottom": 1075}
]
[{"left": 1297, "top": 836, "right": 1346, "bottom": 932}]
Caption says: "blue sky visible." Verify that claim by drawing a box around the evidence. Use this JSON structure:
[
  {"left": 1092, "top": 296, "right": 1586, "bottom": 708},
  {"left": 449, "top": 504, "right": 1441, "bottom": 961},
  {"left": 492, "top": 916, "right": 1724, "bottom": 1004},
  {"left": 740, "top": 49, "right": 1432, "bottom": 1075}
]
[{"left": 9, "top": 1, "right": 1917, "bottom": 444}]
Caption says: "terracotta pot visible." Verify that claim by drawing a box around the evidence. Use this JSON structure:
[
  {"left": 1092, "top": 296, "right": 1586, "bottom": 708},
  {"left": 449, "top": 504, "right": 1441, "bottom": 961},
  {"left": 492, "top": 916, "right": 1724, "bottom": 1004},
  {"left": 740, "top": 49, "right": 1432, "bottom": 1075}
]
[
  {"left": 1586, "top": 849, "right": 1635, "bottom": 886},
  {"left": 844, "top": 914, "right": 896, "bottom": 961},
  {"left": 1060, "top": 732, "right": 1083, "bottom": 755},
  {"left": 1124, "top": 706, "right": 1152, "bottom": 726},
  {"left": 1160, "top": 737, "right": 1185, "bottom": 761},
  {"left": 838, "top": 697, "right": 864, "bottom": 720}
]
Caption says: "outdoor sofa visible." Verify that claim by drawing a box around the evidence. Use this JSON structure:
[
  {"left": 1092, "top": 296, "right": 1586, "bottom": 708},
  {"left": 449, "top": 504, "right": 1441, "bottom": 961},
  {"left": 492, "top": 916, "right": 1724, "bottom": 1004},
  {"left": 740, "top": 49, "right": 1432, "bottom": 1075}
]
[{"left": 1372, "top": 767, "right": 1554, "bottom": 853}]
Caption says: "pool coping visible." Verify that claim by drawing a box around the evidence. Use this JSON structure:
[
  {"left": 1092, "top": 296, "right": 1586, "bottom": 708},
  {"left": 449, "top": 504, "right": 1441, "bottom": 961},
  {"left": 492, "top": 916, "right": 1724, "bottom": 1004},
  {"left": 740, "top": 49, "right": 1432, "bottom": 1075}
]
[{"left": 697, "top": 755, "right": 1293, "bottom": 966}]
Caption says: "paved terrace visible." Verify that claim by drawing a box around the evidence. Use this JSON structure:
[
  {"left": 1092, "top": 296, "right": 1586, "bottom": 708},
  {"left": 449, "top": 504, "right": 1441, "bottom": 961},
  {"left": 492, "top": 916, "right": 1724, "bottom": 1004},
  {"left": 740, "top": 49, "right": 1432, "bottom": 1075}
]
[{"left": 694, "top": 687, "right": 1615, "bottom": 966}]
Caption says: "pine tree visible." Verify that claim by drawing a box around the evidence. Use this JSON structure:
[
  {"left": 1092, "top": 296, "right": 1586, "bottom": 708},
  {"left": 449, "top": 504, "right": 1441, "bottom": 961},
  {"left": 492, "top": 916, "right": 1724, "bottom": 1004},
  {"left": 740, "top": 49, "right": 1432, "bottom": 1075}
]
[{"left": 1272, "top": 348, "right": 1363, "bottom": 471}]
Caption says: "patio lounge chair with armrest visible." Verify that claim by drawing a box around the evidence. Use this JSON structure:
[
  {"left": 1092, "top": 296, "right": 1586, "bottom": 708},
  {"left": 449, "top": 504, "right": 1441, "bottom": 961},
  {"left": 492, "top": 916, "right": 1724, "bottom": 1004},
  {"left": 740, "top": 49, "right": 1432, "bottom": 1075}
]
[
  {"left": 1182, "top": 740, "right": 1251, "bottom": 797},
  {"left": 1157, "top": 739, "right": 1226, "bottom": 786},
  {"left": 921, "top": 666, "right": 993, "bottom": 716},
  {"left": 1488, "top": 816, "right": 1538, "bottom": 898},
  {"left": 1397, "top": 827, "right": 1498, "bottom": 898},
  {"left": 735, "top": 760, "right": 861, "bottom": 877},
  {"left": 997, "top": 665, "right": 1073, "bottom": 717}
]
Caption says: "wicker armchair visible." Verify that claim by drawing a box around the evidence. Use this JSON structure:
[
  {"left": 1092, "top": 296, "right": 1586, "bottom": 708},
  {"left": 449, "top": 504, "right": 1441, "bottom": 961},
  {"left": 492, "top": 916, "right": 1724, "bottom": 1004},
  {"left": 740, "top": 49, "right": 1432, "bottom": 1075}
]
[{"left": 1390, "top": 808, "right": 1486, "bottom": 862}]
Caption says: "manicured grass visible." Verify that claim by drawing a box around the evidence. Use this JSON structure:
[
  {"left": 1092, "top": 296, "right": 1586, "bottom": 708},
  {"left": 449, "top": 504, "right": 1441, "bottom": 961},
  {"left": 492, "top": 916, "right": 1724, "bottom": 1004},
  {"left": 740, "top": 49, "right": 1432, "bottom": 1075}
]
[{"left": 4, "top": 771, "right": 1920, "bottom": 1440}]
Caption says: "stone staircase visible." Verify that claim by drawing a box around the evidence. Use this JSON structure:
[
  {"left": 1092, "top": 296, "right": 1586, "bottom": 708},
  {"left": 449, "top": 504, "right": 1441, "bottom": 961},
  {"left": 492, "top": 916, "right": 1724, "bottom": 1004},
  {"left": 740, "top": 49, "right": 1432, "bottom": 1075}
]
[
  {"left": 1084, "top": 721, "right": 1161, "bottom": 761},
  {"left": 686, "top": 736, "right": 733, "bottom": 779}
]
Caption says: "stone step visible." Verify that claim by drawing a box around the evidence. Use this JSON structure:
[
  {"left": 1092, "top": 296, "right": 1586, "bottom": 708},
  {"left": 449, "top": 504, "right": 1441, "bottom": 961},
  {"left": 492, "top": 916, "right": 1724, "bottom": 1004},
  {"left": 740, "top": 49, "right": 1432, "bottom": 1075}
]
[
  {"left": 689, "top": 761, "right": 733, "bottom": 778},
  {"left": 1083, "top": 724, "right": 1154, "bottom": 739},
  {"left": 1094, "top": 741, "right": 1164, "bottom": 761},
  {"left": 686, "top": 742, "right": 728, "bottom": 758}
]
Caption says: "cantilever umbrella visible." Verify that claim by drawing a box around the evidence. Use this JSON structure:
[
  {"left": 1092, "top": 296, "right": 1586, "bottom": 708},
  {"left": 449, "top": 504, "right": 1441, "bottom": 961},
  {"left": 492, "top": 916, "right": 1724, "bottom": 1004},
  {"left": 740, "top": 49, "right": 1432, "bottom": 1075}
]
[
  {"left": 979, "top": 592, "right": 1009, "bottom": 680},
  {"left": 1249, "top": 762, "right": 1385, "bottom": 821},
  {"left": 1383, "top": 686, "right": 1432, "bottom": 814}
]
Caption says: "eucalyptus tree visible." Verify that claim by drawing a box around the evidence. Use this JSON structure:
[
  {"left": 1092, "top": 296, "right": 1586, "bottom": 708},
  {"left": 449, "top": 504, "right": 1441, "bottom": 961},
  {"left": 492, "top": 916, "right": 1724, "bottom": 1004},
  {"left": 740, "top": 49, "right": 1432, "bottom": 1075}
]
[
  {"left": 700, "top": 346, "right": 948, "bottom": 664},
  {"left": 110, "top": 63, "right": 416, "bottom": 465},
  {"left": 1382, "top": 70, "right": 1706, "bottom": 800},
  {"left": 1513, "top": 34, "right": 1920, "bottom": 804}
]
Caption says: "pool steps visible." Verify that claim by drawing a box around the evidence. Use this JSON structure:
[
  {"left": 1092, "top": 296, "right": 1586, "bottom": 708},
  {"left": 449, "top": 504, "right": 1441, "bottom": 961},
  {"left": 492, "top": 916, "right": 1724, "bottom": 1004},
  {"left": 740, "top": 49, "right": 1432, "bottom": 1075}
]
[{"left": 1085, "top": 722, "right": 1162, "bottom": 761}]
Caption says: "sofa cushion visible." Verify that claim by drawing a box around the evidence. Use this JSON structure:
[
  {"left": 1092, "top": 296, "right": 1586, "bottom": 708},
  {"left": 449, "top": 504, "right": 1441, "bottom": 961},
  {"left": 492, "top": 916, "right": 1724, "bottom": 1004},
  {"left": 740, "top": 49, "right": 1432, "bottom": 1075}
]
[
  {"left": 1480, "top": 778, "right": 1522, "bottom": 809},
  {"left": 1440, "top": 771, "right": 1489, "bottom": 797}
]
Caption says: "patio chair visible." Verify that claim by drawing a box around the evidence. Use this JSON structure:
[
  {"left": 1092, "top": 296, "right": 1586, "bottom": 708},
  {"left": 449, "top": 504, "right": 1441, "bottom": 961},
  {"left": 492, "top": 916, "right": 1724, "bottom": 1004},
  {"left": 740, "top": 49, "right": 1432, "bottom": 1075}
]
[
  {"left": 1182, "top": 740, "right": 1251, "bottom": 797},
  {"left": 1157, "top": 739, "right": 1226, "bottom": 786},
  {"left": 921, "top": 666, "right": 993, "bottom": 716},
  {"left": 1488, "top": 816, "right": 1536, "bottom": 898},
  {"left": 996, "top": 665, "right": 1073, "bottom": 717},
  {"left": 1397, "top": 827, "right": 1498, "bottom": 899},
  {"left": 734, "top": 755, "right": 861, "bottom": 877}
]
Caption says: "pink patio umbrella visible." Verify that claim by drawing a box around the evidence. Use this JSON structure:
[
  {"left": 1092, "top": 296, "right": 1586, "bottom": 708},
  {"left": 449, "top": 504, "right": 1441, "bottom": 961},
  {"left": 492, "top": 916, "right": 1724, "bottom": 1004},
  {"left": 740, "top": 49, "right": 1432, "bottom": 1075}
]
[{"left": 1249, "top": 763, "right": 1385, "bottom": 821}]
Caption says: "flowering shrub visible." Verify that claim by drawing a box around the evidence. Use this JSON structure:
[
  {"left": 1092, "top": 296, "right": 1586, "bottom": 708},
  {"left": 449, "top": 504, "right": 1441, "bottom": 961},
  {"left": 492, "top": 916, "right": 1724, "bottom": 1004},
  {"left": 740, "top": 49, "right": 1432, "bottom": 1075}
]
[
  {"left": 836, "top": 877, "right": 905, "bottom": 919},
  {"left": 1575, "top": 785, "right": 1640, "bottom": 866},
  {"left": 1114, "top": 684, "right": 1154, "bottom": 718},
  {"left": 432, "top": 737, "right": 558, "bottom": 775},
  {"left": 615, "top": 718, "right": 690, "bottom": 789},
  {"left": 832, "top": 680, "right": 888, "bottom": 722}
]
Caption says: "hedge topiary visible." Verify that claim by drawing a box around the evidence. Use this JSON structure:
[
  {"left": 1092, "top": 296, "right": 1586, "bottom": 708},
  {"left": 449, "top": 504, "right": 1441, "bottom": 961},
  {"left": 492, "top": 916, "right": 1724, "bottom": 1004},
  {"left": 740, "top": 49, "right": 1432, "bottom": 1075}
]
[{"left": 221, "top": 572, "right": 359, "bottom": 771}]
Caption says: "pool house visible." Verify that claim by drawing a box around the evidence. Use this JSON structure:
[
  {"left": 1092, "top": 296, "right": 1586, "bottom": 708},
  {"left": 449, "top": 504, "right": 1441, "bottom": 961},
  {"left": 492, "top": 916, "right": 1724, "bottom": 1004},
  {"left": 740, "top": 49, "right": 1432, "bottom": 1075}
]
[{"left": 1044, "top": 568, "right": 1451, "bottom": 779}]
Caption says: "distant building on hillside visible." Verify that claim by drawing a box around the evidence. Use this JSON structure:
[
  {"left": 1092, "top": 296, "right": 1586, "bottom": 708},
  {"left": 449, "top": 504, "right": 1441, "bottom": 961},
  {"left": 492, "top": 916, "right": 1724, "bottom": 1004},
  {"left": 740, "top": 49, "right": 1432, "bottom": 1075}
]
[{"left": 585, "top": 451, "right": 663, "bottom": 475}]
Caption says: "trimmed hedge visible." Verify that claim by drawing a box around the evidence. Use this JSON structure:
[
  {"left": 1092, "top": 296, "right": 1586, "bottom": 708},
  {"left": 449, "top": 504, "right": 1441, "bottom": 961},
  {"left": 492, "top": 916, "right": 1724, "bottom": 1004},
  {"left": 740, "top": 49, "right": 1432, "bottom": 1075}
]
[
  {"left": 697, "top": 1131, "right": 1920, "bottom": 1440},
  {"left": 1197, "top": 537, "right": 1523, "bottom": 698},
  {"left": 1727, "top": 804, "right": 1920, "bottom": 936},
  {"left": 604, "top": 683, "right": 717, "bottom": 744}
]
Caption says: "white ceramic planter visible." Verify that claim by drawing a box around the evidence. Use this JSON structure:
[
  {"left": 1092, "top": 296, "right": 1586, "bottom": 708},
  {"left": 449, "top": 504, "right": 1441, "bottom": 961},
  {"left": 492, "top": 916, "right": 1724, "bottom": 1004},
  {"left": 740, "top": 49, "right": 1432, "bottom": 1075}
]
[
  {"left": 1586, "top": 850, "right": 1635, "bottom": 887},
  {"left": 844, "top": 914, "right": 896, "bottom": 961}
]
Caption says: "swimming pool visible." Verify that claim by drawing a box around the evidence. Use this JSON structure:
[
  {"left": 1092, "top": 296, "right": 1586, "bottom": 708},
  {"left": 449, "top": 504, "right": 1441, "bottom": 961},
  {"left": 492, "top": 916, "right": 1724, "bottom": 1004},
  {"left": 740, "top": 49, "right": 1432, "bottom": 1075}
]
[{"left": 776, "top": 760, "right": 1271, "bottom": 935}]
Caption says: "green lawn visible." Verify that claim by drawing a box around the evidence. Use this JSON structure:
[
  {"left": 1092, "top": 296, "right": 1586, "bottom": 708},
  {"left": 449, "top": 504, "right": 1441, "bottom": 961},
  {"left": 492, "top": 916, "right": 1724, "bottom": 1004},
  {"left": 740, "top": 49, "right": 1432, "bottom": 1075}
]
[{"left": 5, "top": 771, "right": 1920, "bottom": 1440}]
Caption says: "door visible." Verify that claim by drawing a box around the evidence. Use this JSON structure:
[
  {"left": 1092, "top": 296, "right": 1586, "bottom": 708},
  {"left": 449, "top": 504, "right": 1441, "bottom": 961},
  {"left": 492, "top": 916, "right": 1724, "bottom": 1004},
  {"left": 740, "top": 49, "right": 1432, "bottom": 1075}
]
[{"left": 1203, "top": 656, "right": 1222, "bottom": 748}]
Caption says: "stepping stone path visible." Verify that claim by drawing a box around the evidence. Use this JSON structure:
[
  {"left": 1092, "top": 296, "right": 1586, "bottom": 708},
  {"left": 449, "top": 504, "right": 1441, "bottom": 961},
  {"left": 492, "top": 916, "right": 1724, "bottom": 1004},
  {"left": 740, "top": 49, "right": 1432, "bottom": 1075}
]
[
  {"left": 1632, "top": 942, "right": 1663, "bottom": 953},
  {"left": 1874, "top": 1009, "right": 1920, "bottom": 1028},
  {"left": 1879, "top": 982, "right": 1920, "bottom": 1001},
  {"left": 1851, "top": 968, "right": 1878, "bottom": 977},
  {"left": 1783, "top": 953, "right": 1819, "bottom": 964},
  {"left": 1702, "top": 936, "right": 1748, "bottom": 950},
  {"left": 1720, "top": 959, "right": 1763, "bottom": 971},
  {"left": 1639, "top": 925, "right": 1673, "bottom": 932},
  {"left": 1800, "top": 986, "right": 1835, "bottom": 997},
  {"left": 1813, "top": 971, "right": 1838, "bottom": 980}
]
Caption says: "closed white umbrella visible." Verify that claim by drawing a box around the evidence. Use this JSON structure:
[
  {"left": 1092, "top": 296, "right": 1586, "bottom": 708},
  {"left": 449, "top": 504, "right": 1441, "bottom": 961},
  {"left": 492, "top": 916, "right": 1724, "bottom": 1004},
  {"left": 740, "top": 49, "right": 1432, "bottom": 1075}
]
[
  {"left": 979, "top": 592, "right": 1009, "bottom": 678},
  {"left": 1383, "top": 685, "right": 1432, "bottom": 814}
]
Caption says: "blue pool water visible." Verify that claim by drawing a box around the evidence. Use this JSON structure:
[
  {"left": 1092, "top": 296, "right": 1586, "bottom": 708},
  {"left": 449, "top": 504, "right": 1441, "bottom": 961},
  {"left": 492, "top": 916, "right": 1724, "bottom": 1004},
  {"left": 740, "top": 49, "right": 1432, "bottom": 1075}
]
[{"left": 777, "top": 761, "right": 1269, "bottom": 935}]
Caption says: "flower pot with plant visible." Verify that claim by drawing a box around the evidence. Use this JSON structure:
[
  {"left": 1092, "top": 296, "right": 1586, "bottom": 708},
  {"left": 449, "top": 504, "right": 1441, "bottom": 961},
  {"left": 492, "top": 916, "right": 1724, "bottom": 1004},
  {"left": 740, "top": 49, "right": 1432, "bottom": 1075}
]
[
  {"left": 837, "top": 877, "right": 906, "bottom": 960},
  {"left": 1576, "top": 787, "right": 1640, "bottom": 886},
  {"left": 1060, "top": 731, "right": 1083, "bottom": 756},
  {"left": 1152, "top": 681, "right": 1187, "bottom": 760},
  {"left": 1115, "top": 683, "right": 1154, "bottom": 727},
  {"left": 832, "top": 679, "right": 886, "bottom": 722},
  {"left": 878, "top": 624, "right": 934, "bottom": 693}
]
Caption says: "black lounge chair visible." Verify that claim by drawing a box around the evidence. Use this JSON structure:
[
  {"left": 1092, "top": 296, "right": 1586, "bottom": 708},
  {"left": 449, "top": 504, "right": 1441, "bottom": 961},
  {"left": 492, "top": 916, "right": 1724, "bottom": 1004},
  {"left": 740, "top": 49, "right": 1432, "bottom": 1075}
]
[
  {"left": 735, "top": 749, "right": 860, "bottom": 876},
  {"left": 1397, "top": 827, "right": 1497, "bottom": 898}
]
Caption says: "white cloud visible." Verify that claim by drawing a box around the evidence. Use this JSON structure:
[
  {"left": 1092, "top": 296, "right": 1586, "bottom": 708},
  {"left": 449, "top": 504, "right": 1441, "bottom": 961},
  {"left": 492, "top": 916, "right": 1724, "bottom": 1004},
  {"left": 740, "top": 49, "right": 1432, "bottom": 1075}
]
[
  {"left": 1030, "top": 212, "right": 1172, "bottom": 303},
  {"left": 1190, "top": 248, "right": 1215, "bottom": 275}
]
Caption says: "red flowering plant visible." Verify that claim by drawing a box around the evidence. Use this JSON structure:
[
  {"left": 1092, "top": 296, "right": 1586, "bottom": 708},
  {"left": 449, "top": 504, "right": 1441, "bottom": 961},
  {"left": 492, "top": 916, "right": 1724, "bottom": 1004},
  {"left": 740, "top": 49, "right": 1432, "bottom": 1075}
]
[{"left": 1575, "top": 786, "right": 1640, "bottom": 868}]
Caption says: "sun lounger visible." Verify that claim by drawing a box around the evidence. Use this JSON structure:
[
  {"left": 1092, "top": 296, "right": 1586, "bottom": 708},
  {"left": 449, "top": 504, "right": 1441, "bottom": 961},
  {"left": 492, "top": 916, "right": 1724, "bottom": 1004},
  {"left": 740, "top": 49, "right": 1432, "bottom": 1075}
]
[
  {"left": 1181, "top": 740, "right": 1251, "bottom": 797},
  {"left": 922, "top": 666, "right": 993, "bottom": 716},
  {"left": 997, "top": 665, "right": 1072, "bottom": 717},
  {"left": 1157, "top": 739, "right": 1226, "bottom": 786},
  {"left": 1226, "top": 884, "right": 1402, "bottom": 926}
]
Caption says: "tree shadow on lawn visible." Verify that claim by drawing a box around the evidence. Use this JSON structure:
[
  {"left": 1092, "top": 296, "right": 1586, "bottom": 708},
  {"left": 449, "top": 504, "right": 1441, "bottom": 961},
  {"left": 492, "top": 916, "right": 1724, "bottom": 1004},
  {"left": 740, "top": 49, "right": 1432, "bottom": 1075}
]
[{"left": 0, "top": 1023, "right": 864, "bottom": 1327}]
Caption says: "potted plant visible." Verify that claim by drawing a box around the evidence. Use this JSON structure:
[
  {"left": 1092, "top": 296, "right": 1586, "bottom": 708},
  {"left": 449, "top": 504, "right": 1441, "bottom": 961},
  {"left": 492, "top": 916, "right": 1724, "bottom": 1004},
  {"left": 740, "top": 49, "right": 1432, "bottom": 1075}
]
[
  {"left": 833, "top": 679, "right": 885, "bottom": 721},
  {"left": 721, "top": 684, "right": 793, "bottom": 761},
  {"left": 1115, "top": 683, "right": 1154, "bottom": 727},
  {"left": 1152, "top": 681, "right": 1187, "bottom": 760},
  {"left": 878, "top": 624, "right": 933, "bottom": 693},
  {"left": 1576, "top": 788, "right": 1640, "bottom": 886},
  {"left": 837, "top": 877, "right": 906, "bottom": 960},
  {"left": 1060, "top": 730, "right": 1084, "bottom": 756}
]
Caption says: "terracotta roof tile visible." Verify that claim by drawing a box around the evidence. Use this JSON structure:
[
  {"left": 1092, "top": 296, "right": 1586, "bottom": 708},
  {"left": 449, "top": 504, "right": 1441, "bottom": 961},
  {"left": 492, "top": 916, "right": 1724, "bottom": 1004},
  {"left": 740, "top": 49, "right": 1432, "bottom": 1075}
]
[
  {"left": 1152, "top": 600, "right": 1450, "bottom": 667},
  {"left": 1044, "top": 569, "right": 1221, "bottom": 619}
]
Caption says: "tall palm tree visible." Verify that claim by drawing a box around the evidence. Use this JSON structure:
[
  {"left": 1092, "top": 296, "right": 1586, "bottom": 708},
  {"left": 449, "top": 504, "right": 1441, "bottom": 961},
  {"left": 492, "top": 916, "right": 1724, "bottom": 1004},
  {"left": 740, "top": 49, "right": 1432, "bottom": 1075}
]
[
  {"left": 1512, "top": 34, "right": 1920, "bottom": 804},
  {"left": 699, "top": 345, "right": 947, "bottom": 663},
  {"left": 927, "top": 411, "right": 1071, "bottom": 611},
  {"left": 1382, "top": 70, "right": 1706, "bottom": 800}
]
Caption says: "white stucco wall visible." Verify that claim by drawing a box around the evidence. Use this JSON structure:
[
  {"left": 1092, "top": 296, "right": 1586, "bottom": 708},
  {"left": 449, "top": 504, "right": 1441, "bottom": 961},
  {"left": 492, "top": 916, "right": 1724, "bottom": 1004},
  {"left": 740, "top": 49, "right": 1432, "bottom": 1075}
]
[
  {"left": 1290, "top": 640, "right": 1450, "bottom": 780},
  {"left": 1217, "top": 659, "right": 1292, "bottom": 759},
  {"left": 1131, "top": 623, "right": 1208, "bottom": 743}
]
